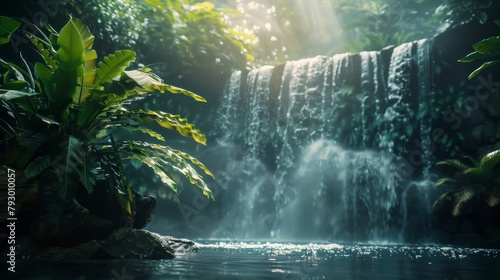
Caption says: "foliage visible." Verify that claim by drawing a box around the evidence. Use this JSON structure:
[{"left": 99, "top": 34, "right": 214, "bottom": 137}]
[
  {"left": 434, "top": 151, "right": 500, "bottom": 216},
  {"left": 432, "top": 0, "right": 495, "bottom": 30},
  {"left": 63, "top": 0, "right": 254, "bottom": 76},
  {"left": 459, "top": 19, "right": 500, "bottom": 79},
  {"left": 214, "top": 0, "right": 444, "bottom": 63},
  {"left": 0, "top": 16, "right": 214, "bottom": 218}
]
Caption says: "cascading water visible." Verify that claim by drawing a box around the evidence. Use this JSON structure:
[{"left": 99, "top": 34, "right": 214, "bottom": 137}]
[{"left": 212, "top": 39, "right": 435, "bottom": 243}]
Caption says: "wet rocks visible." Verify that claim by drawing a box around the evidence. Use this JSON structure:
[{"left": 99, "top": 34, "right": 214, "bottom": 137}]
[
  {"left": 15, "top": 228, "right": 197, "bottom": 260},
  {"left": 133, "top": 193, "right": 156, "bottom": 229}
]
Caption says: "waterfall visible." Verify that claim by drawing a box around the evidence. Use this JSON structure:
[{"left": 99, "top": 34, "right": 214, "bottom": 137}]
[{"left": 212, "top": 39, "right": 435, "bottom": 242}]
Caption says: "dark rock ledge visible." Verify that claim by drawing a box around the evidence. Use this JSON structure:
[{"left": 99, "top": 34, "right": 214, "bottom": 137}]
[{"left": 15, "top": 227, "right": 197, "bottom": 260}]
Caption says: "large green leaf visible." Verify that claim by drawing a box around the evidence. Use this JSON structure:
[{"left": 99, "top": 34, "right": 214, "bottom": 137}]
[
  {"left": 103, "top": 123, "right": 165, "bottom": 141},
  {"left": 458, "top": 51, "right": 500, "bottom": 63},
  {"left": 52, "top": 18, "right": 85, "bottom": 113},
  {"left": 113, "top": 109, "right": 207, "bottom": 144},
  {"left": 26, "top": 33, "right": 57, "bottom": 70},
  {"left": 34, "top": 62, "right": 55, "bottom": 97},
  {"left": 434, "top": 177, "right": 458, "bottom": 188},
  {"left": 126, "top": 153, "right": 179, "bottom": 193},
  {"left": 16, "top": 133, "right": 46, "bottom": 169},
  {"left": 72, "top": 18, "right": 95, "bottom": 49},
  {"left": 59, "top": 136, "right": 83, "bottom": 200},
  {"left": 118, "top": 141, "right": 214, "bottom": 199},
  {"left": 473, "top": 36, "right": 500, "bottom": 54},
  {"left": 480, "top": 150, "right": 500, "bottom": 172},
  {"left": 0, "top": 90, "right": 38, "bottom": 101},
  {"left": 123, "top": 70, "right": 206, "bottom": 102},
  {"left": 94, "top": 50, "right": 136, "bottom": 86},
  {"left": 0, "top": 58, "right": 26, "bottom": 81},
  {"left": 24, "top": 156, "right": 52, "bottom": 179},
  {"left": 452, "top": 188, "right": 475, "bottom": 217},
  {"left": 98, "top": 136, "right": 134, "bottom": 216},
  {"left": 169, "top": 148, "right": 214, "bottom": 178},
  {"left": 0, "top": 16, "right": 21, "bottom": 45},
  {"left": 468, "top": 59, "right": 500, "bottom": 80},
  {"left": 435, "top": 159, "right": 470, "bottom": 171}
]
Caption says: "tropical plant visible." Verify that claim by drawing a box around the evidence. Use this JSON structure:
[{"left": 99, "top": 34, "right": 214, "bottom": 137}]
[
  {"left": 458, "top": 19, "right": 500, "bottom": 79},
  {"left": 434, "top": 151, "right": 500, "bottom": 216},
  {"left": 0, "top": 16, "right": 213, "bottom": 219}
]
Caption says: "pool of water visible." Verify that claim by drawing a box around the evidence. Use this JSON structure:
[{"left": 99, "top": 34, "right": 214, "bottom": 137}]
[{"left": 10, "top": 241, "right": 500, "bottom": 280}]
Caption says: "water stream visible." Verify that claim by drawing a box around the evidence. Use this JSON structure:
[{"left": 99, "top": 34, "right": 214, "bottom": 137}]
[{"left": 211, "top": 39, "right": 436, "bottom": 243}]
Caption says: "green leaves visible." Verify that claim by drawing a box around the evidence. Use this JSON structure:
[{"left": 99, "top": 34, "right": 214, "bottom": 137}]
[
  {"left": 472, "top": 36, "right": 500, "bottom": 54},
  {"left": 459, "top": 21, "right": 500, "bottom": 80},
  {"left": 435, "top": 159, "right": 469, "bottom": 171},
  {"left": 113, "top": 109, "right": 207, "bottom": 144},
  {"left": 452, "top": 188, "right": 475, "bottom": 217},
  {"left": 0, "top": 90, "right": 38, "bottom": 101},
  {"left": 94, "top": 50, "right": 136, "bottom": 86},
  {"left": 122, "top": 70, "right": 207, "bottom": 102},
  {"left": 119, "top": 141, "right": 214, "bottom": 199},
  {"left": 1, "top": 16, "right": 214, "bottom": 213},
  {"left": 479, "top": 150, "right": 500, "bottom": 173},
  {"left": 0, "top": 16, "right": 21, "bottom": 45},
  {"left": 52, "top": 18, "right": 86, "bottom": 115},
  {"left": 434, "top": 149, "right": 500, "bottom": 216}
]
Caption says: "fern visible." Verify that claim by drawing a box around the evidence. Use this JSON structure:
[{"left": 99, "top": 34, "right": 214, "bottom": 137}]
[
  {"left": 480, "top": 150, "right": 500, "bottom": 172},
  {"left": 452, "top": 188, "right": 475, "bottom": 217},
  {"left": 435, "top": 150, "right": 500, "bottom": 217},
  {"left": 435, "top": 159, "right": 470, "bottom": 171}
]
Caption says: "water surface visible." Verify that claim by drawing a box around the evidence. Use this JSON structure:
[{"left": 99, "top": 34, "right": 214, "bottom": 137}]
[{"left": 10, "top": 241, "right": 500, "bottom": 279}]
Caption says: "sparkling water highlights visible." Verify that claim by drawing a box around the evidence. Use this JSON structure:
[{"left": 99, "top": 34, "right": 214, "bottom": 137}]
[{"left": 15, "top": 242, "right": 500, "bottom": 279}]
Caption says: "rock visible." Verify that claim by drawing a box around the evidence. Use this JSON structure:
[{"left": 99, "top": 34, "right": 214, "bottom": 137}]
[
  {"left": 484, "top": 119, "right": 497, "bottom": 143},
  {"left": 460, "top": 130, "right": 480, "bottom": 151},
  {"left": 483, "top": 225, "right": 500, "bottom": 240},
  {"left": 453, "top": 233, "right": 483, "bottom": 247},
  {"left": 98, "top": 228, "right": 175, "bottom": 259},
  {"left": 162, "top": 236, "right": 199, "bottom": 254},
  {"left": 75, "top": 178, "right": 134, "bottom": 230},
  {"left": 463, "top": 108, "right": 485, "bottom": 127},
  {"left": 28, "top": 171, "right": 114, "bottom": 247},
  {"left": 133, "top": 193, "right": 156, "bottom": 229},
  {"left": 496, "top": 122, "right": 500, "bottom": 139},
  {"left": 441, "top": 218, "right": 461, "bottom": 234},
  {"left": 487, "top": 91, "right": 500, "bottom": 118},
  {"left": 472, "top": 125, "right": 485, "bottom": 144},
  {"left": 15, "top": 228, "right": 194, "bottom": 260},
  {"left": 477, "top": 141, "right": 500, "bottom": 158},
  {"left": 458, "top": 219, "right": 477, "bottom": 234},
  {"left": 487, "top": 235, "right": 500, "bottom": 249},
  {"left": 430, "top": 229, "right": 453, "bottom": 245}
]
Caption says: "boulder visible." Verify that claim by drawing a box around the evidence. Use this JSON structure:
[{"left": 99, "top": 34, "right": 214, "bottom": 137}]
[
  {"left": 132, "top": 193, "right": 156, "bottom": 229},
  {"left": 471, "top": 125, "right": 485, "bottom": 144},
  {"left": 98, "top": 227, "right": 175, "bottom": 259},
  {"left": 28, "top": 171, "right": 114, "bottom": 247},
  {"left": 15, "top": 228, "right": 197, "bottom": 260},
  {"left": 453, "top": 233, "right": 483, "bottom": 247}
]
